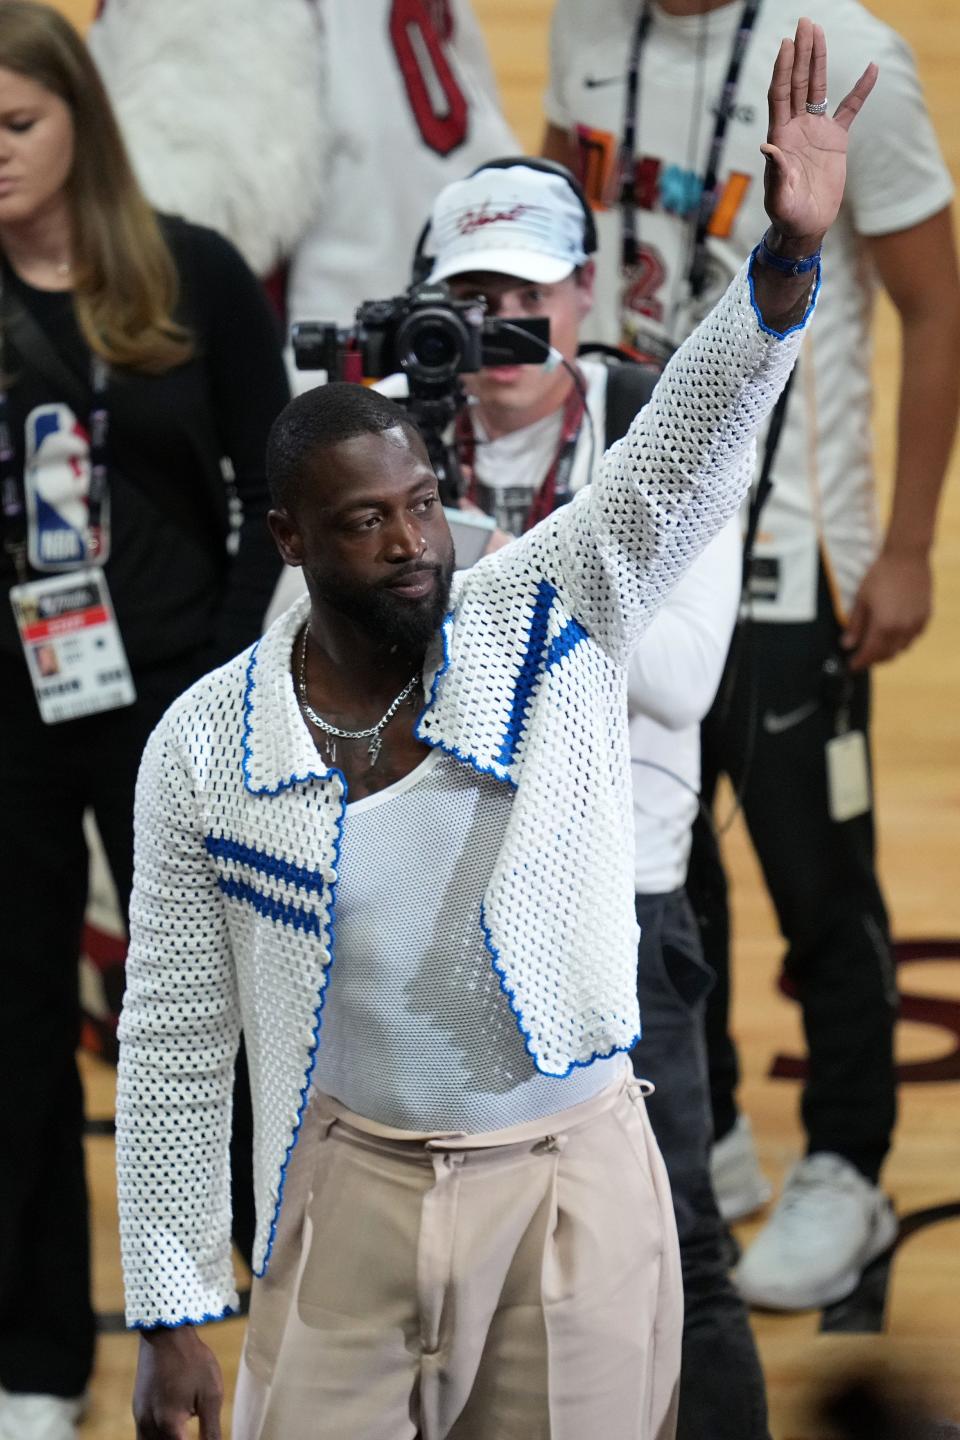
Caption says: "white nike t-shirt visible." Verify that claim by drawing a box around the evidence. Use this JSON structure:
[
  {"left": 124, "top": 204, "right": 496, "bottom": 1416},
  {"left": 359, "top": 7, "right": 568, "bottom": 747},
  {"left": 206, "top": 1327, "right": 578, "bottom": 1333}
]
[{"left": 546, "top": 0, "right": 954, "bottom": 620}]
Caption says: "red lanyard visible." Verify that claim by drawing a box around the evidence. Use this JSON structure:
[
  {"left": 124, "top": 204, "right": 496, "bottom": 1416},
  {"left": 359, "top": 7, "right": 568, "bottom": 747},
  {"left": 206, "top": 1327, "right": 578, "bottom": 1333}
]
[{"left": 454, "top": 373, "right": 587, "bottom": 534}]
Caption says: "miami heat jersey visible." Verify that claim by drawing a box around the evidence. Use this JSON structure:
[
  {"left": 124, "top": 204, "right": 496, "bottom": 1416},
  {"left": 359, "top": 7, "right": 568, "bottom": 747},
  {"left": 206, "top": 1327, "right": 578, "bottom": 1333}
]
[{"left": 91, "top": 0, "right": 517, "bottom": 323}]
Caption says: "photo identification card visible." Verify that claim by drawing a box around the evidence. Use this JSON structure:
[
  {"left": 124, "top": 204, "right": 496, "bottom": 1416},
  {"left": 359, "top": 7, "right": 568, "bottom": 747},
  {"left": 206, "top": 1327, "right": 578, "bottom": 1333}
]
[{"left": 10, "top": 568, "right": 135, "bottom": 724}]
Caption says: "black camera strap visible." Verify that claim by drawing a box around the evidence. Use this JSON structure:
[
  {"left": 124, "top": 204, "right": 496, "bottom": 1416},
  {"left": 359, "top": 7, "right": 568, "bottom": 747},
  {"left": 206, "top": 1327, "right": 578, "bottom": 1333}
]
[
  {"left": 741, "top": 367, "right": 794, "bottom": 592},
  {"left": 602, "top": 358, "right": 659, "bottom": 448}
]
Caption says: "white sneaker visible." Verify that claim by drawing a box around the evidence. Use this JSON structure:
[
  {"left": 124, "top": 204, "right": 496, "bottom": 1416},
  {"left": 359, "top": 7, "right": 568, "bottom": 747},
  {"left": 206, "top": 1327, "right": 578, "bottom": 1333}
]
[
  {"left": 734, "top": 1152, "right": 898, "bottom": 1310},
  {"left": 0, "top": 1393, "right": 84, "bottom": 1440},
  {"left": 709, "top": 1114, "right": 772, "bottom": 1222}
]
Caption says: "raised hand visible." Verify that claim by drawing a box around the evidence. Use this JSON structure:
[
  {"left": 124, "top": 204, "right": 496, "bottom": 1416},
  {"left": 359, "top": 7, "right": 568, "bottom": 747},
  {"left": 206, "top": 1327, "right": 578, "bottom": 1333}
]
[{"left": 762, "top": 18, "right": 877, "bottom": 246}]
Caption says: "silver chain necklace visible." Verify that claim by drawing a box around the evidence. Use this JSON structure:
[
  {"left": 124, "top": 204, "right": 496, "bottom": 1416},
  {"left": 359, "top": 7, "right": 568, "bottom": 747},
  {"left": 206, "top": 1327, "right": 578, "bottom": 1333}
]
[{"left": 296, "top": 626, "right": 421, "bottom": 767}]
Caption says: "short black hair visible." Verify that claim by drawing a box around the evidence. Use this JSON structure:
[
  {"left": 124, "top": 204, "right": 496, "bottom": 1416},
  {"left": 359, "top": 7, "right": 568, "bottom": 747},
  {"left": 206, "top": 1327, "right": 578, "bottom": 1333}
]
[{"left": 266, "top": 381, "right": 421, "bottom": 510}]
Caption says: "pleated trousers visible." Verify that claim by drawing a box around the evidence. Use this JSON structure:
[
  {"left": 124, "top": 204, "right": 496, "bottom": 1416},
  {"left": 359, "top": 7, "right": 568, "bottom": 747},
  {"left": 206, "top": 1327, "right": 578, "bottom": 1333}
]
[{"left": 234, "top": 1070, "right": 682, "bottom": 1440}]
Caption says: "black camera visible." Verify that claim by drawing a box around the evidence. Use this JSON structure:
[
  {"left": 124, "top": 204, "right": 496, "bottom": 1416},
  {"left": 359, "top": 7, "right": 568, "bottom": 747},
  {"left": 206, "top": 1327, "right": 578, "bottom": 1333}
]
[
  {"left": 291, "top": 283, "right": 552, "bottom": 502},
  {"left": 291, "top": 282, "right": 550, "bottom": 391}
]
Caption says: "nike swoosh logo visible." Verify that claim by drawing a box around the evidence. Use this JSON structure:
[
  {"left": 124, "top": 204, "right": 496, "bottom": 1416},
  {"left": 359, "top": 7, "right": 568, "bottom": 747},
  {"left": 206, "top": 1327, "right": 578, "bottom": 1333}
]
[
  {"left": 584, "top": 74, "right": 624, "bottom": 89},
  {"left": 762, "top": 700, "right": 819, "bottom": 735}
]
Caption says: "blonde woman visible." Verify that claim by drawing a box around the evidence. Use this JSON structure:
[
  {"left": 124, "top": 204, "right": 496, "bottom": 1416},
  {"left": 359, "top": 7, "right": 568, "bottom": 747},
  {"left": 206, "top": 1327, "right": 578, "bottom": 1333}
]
[{"left": 0, "top": 4, "right": 289, "bottom": 1435}]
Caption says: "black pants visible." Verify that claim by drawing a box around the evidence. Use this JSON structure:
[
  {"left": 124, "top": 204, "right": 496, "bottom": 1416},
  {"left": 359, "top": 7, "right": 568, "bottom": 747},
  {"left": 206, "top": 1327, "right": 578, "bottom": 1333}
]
[
  {"left": 633, "top": 891, "right": 770, "bottom": 1440},
  {"left": 0, "top": 647, "right": 200, "bottom": 1397},
  {"left": 686, "top": 571, "right": 898, "bottom": 1182}
]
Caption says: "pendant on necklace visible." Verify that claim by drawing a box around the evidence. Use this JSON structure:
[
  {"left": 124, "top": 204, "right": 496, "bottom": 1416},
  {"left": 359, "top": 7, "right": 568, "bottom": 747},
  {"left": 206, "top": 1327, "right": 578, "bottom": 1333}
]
[{"left": 368, "top": 732, "right": 383, "bottom": 767}]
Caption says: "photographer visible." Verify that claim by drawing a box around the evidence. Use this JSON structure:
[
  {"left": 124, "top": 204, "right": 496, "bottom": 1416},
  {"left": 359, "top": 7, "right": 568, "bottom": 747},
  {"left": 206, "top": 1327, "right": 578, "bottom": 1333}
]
[{"left": 380, "top": 158, "right": 769, "bottom": 1440}]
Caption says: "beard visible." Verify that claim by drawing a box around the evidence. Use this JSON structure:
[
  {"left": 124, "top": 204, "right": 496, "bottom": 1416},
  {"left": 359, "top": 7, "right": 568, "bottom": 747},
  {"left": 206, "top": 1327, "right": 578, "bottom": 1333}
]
[{"left": 310, "top": 552, "right": 455, "bottom": 657}]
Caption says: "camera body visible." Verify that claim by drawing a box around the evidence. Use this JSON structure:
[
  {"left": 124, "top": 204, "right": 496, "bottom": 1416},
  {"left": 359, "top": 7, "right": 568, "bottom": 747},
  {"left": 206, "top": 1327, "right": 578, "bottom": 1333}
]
[
  {"left": 291, "top": 281, "right": 550, "bottom": 392},
  {"left": 291, "top": 281, "right": 552, "bottom": 504}
]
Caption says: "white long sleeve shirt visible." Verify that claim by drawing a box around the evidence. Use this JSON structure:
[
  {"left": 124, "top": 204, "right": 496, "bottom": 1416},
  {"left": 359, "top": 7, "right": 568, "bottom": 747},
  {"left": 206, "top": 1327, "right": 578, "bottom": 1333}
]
[{"left": 628, "top": 520, "right": 741, "bottom": 893}]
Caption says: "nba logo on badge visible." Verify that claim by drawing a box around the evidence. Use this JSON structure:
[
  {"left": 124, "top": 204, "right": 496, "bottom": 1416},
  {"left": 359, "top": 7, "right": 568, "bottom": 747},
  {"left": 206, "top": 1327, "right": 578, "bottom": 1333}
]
[{"left": 24, "top": 401, "right": 109, "bottom": 571}]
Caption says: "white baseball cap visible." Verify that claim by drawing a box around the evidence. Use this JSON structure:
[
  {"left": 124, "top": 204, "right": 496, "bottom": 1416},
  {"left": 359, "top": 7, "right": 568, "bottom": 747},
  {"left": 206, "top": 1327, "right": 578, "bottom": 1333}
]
[{"left": 426, "top": 163, "right": 590, "bottom": 286}]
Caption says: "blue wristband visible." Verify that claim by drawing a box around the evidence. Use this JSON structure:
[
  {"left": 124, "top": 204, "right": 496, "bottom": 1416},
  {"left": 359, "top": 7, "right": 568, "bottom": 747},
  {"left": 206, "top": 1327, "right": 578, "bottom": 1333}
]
[{"left": 756, "top": 231, "right": 822, "bottom": 276}]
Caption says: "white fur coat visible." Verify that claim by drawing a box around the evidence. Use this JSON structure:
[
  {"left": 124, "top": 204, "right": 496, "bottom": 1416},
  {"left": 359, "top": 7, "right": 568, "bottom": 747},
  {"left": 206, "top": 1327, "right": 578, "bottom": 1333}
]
[{"left": 89, "top": 0, "right": 325, "bottom": 274}]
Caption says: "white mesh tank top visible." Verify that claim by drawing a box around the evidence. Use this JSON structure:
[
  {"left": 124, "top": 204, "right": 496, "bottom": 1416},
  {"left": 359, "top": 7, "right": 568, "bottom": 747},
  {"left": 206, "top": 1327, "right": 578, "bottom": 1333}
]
[{"left": 311, "top": 749, "right": 623, "bottom": 1131}]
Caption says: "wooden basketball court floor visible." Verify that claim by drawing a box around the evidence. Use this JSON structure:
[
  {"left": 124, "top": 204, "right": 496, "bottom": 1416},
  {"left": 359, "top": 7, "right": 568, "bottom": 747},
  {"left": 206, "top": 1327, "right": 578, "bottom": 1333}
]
[{"left": 50, "top": 0, "right": 960, "bottom": 1434}]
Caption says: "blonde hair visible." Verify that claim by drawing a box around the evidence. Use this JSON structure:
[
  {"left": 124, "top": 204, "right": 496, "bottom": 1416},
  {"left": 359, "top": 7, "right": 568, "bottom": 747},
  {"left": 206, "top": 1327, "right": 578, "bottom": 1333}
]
[{"left": 0, "top": 0, "right": 192, "bottom": 372}]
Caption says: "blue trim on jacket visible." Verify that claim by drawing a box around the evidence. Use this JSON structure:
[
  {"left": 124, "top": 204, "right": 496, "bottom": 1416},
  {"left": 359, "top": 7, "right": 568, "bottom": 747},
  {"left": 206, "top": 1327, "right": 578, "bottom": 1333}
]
[
  {"left": 479, "top": 902, "right": 640, "bottom": 1079},
  {"left": 254, "top": 779, "right": 348, "bottom": 1279},
  {"left": 545, "top": 615, "right": 589, "bottom": 673},
  {"left": 747, "top": 243, "right": 823, "bottom": 340},
  {"left": 419, "top": 610, "right": 453, "bottom": 719},
  {"left": 204, "top": 834, "right": 327, "bottom": 896},
  {"left": 415, "top": 610, "right": 517, "bottom": 787},
  {"left": 216, "top": 875, "right": 323, "bottom": 936},
  {"left": 241, "top": 641, "right": 335, "bottom": 797},
  {"left": 496, "top": 580, "right": 555, "bottom": 767},
  {"left": 132, "top": 1302, "right": 237, "bottom": 1332}
]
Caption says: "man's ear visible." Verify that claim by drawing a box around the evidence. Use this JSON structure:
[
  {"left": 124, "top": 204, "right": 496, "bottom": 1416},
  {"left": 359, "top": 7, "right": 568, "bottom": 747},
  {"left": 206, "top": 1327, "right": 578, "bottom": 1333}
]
[
  {"left": 575, "top": 258, "right": 596, "bottom": 321},
  {"left": 267, "top": 508, "right": 304, "bottom": 567}
]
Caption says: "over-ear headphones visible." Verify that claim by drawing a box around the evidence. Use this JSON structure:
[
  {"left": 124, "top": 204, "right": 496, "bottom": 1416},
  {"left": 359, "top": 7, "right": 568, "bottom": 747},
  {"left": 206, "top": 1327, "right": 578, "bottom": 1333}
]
[{"left": 411, "top": 154, "right": 597, "bottom": 286}]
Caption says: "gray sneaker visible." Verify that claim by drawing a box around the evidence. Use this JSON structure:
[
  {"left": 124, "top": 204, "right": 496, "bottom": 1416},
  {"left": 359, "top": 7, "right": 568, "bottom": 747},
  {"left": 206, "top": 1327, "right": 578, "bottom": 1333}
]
[
  {"left": 734, "top": 1152, "right": 898, "bottom": 1310},
  {"left": 709, "top": 1114, "right": 773, "bottom": 1223}
]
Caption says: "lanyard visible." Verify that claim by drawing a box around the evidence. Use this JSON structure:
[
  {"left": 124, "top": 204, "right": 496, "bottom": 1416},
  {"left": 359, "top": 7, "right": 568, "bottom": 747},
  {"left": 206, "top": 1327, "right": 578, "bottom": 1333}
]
[
  {"left": 86, "top": 357, "right": 110, "bottom": 560},
  {"left": 618, "top": 0, "right": 763, "bottom": 300},
  {"left": 454, "top": 374, "right": 587, "bottom": 533},
  {"left": 0, "top": 278, "right": 111, "bottom": 580}
]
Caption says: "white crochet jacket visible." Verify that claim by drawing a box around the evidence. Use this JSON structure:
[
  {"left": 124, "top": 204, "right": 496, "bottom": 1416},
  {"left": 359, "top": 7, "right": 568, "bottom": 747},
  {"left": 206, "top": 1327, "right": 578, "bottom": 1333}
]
[{"left": 117, "top": 260, "right": 814, "bottom": 1328}]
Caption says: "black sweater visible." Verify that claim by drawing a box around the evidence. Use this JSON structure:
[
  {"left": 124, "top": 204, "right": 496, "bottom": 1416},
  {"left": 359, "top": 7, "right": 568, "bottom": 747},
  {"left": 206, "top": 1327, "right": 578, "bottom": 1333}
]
[{"left": 0, "top": 216, "right": 289, "bottom": 669}]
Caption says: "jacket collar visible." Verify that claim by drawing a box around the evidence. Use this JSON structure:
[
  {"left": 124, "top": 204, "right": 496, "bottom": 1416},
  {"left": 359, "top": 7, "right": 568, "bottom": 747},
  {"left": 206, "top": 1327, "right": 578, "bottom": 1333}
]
[
  {"left": 241, "top": 593, "right": 326, "bottom": 796},
  {"left": 241, "top": 588, "right": 450, "bottom": 797}
]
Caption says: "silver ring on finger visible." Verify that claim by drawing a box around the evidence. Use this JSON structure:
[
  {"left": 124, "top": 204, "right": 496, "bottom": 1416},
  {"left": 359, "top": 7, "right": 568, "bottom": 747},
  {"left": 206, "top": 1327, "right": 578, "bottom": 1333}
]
[{"left": 805, "top": 98, "right": 829, "bottom": 115}]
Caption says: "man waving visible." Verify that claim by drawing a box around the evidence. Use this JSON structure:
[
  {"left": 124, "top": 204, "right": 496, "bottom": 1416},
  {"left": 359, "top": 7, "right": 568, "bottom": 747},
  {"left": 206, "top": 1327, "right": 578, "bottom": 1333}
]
[{"left": 120, "top": 23, "right": 874, "bottom": 1440}]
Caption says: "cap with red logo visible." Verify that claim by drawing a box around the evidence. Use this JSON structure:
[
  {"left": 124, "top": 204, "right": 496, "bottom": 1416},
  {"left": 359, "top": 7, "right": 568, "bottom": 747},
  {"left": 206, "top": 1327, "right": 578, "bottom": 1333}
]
[{"left": 426, "top": 163, "right": 589, "bottom": 286}]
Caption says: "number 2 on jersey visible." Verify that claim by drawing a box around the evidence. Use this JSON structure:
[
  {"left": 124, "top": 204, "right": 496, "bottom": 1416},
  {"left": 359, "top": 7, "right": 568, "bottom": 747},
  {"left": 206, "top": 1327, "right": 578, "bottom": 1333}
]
[{"left": 390, "top": 0, "right": 468, "bottom": 156}]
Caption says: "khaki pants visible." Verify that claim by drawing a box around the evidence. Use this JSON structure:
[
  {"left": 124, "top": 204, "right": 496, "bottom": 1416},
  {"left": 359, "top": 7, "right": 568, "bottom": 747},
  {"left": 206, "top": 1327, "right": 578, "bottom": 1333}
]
[{"left": 234, "top": 1071, "right": 682, "bottom": 1440}]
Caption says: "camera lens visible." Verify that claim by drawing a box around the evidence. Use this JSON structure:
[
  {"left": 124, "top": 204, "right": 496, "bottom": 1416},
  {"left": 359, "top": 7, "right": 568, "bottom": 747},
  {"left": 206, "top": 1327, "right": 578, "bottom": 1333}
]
[
  {"left": 291, "top": 321, "right": 337, "bottom": 372},
  {"left": 416, "top": 327, "right": 458, "bottom": 369},
  {"left": 398, "top": 308, "right": 465, "bottom": 384}
]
